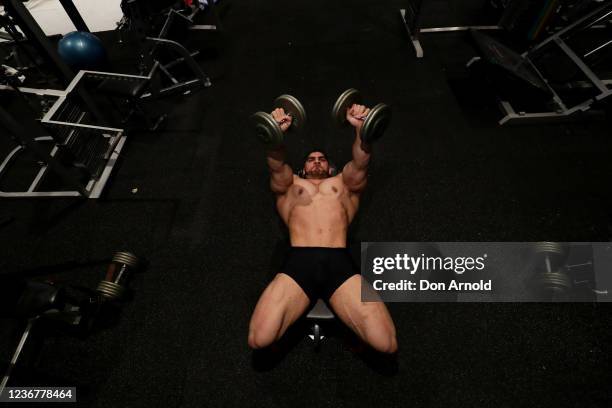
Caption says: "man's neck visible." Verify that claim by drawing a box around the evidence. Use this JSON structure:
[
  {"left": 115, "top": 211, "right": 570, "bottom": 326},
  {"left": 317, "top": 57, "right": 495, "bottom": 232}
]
[{"left": 306, "top": 178, "right": 326, "bottom": 185}]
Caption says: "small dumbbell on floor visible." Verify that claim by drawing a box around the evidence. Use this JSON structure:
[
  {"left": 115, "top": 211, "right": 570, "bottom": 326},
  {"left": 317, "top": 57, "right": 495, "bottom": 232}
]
[
  {"left": 97, "top": 252, "right": 141, "bottom": 301},
  {"left": 251, "top": 94, "right": 307, "bottom": 146},
  {"left": 332, "top": 88, "right": 391, "bottom": 144},
  {"left": 531, "top": 242, "right": 572, "bottom": 294}
]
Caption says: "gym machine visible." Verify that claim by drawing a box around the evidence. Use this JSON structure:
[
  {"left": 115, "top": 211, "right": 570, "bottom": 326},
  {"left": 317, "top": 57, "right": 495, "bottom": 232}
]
[
  {"left": 0, "top": 252, "right": 141, "bottom": 395},
  {"left": 0, "top": 1, "right": 173, "bottom": 197},
  {"left": 468, "top": 1, "right": 612, "bottom": 124},
  {"left": 0, "top": 69, "right": 153, "bottom": 198},
  {"left": 1, "top": 0, "right": 91, "bottom": 86},
  {"left": 1, "top": 0, "right": 116, "bottom": 126},
  {"left": 400, "top": 0, "right": 503, "bottom": 58},
  {"left": 400, "top": 0, "right": 608, "bottom": 58},
  {"left": 1, "top": 0, "right": 168, "bottom": 123},
  {"left": 0, "top": 10, "right": 44, "bottom": 77},
  {"left": 118, "top": 0, "right": 214, "bottom": 97}
]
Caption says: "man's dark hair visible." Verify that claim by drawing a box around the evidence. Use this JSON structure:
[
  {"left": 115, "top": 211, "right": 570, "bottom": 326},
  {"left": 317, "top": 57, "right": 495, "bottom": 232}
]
[{"left": 303, "top": 148, "right": 329, "bottom": 163}]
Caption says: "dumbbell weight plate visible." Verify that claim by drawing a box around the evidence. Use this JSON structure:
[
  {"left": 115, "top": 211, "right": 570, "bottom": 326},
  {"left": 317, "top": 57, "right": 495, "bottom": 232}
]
[
  {"left": 532, "top": 242, "right": 570, "bottom": 266},
  {"left": 112, "top": 252, "right": 140, "bottom": 268},
  {"left": 97, "top": 280, "right": 126, "bottom": 300},
  {"left": 535, "top": 268, "right": 572, "bottom": 293},
  {"left": 533, "top": 242, "right": 569, "bottom": 257},
  {"left": 250, "top": 111, "right": 284, "bottom": 146},
  {"left": 332, "top": 88, "right": 362, "bottom": 125},
  {"left": 360, "top": 103, "right": 391, "bottom": 144},
  {"left": 273, "top": 94, "right": 307, "bottom": 131}
]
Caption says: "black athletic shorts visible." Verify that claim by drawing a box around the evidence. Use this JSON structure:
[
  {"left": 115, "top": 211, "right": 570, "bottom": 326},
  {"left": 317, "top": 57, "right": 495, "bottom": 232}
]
[{"left": 281, "top": 247, "right": 359, "bottom": 301}]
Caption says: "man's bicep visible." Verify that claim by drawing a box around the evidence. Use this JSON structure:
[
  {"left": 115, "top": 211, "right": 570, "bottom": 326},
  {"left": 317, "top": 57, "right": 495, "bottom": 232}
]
[
  {"left": 342, "top": 161, "right": 368, "bottom": 192},
  {"left": 270, "top": 166, "right": 295, "bottom": 194}
]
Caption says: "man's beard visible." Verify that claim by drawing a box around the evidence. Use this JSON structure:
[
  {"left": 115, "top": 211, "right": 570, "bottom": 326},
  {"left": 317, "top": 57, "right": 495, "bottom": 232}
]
[{"left": 305, "top": 167, "right": 328, "bottom": 179}]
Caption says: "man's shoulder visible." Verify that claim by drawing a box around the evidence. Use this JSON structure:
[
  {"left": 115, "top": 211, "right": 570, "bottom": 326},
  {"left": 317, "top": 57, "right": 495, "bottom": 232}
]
[{"left": 330, "top": 173, "right": 348, "bottom": 185}]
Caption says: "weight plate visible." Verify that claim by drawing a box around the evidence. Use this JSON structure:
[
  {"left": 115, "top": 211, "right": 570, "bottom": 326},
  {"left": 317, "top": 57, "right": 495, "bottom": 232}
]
[
  {"left": 532, "top": 242, "right": 570, "bottom": 264},
  {"left": 361, "top": 103, "right": 391, "bottom": 144},
  {"left": 332, "top": 88, "right": 362, "bottom": 125},
  {"left": 250, "top": 111, "right": 284, "bottom": 146},
  {"left": 533, "top": 242, "right": 569, "bottom": 256},
  {"left": 535, "top": 269, "right": 572, "bottom": 293},
  {"left": 97, "top": 280, "right": 126, "bottom": 300},
  {"left": 274, "top": 94, "right": 306, "bottom": 130},
  {"left": 113, "top": 252, "right": 140, "bottom": 268}
]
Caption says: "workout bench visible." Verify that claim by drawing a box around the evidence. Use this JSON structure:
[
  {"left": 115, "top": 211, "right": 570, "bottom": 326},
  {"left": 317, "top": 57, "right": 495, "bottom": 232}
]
[{"left": 306, "top": 299, "right": 335, "bottom": 349}]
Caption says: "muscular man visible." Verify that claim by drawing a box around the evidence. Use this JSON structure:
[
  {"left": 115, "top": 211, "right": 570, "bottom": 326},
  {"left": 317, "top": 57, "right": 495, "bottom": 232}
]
[{"left": 248, "top": 104, "right": 397, "bottom": 354}]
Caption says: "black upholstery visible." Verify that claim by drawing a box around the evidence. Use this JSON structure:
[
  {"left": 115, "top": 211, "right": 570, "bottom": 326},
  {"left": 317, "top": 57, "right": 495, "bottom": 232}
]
[
  {"left": 15, "top": 281, "right": 63, "bottom": 318},
  {"left": 97, "top": 77, "right": 149, "bottom": 99}
]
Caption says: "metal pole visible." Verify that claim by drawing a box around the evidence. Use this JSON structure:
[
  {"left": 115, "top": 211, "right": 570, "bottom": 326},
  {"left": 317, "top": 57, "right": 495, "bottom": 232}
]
[
  {"left": 0, "top": 104, "right": 89, "bottom": 197},
  {"left": 3, "top": 0, "right": 75, "bottom": 86},
  {"left": 58, "top": 0, "right": 90, "bottom": 32},
  {"left": 0, "top": 319, "right": 36, "bottom": 395}
]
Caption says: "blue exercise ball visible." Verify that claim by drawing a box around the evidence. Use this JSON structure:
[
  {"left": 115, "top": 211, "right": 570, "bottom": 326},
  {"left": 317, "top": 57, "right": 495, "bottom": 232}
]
[{"left": 57, "top": 31, "right": 107, "bottom": 71}]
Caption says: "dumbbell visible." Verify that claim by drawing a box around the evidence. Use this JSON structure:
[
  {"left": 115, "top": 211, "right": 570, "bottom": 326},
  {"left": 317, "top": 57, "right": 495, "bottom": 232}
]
[
  {"left": 96, "top": 251, "right": 141, "bottom": 301},
  {"left": 331, "top": 88, "right": 391, "bottom": 144},
  {"left": 251, "top": 94, "right": 307, "bottom": 146},
  {"left": 531, "top": 242, "right": 572, "bottom": 293}
]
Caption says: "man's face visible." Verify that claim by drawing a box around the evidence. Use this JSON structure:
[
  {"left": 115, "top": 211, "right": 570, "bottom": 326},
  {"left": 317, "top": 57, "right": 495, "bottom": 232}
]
[{"left": 303, "top": 152, "right": 330, "bottom": 179}]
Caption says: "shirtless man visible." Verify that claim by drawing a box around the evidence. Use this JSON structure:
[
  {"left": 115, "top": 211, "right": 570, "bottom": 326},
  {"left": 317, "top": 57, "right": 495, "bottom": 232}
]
[{"left": 248, "top": 103, "right": 397, "bottom": 354}]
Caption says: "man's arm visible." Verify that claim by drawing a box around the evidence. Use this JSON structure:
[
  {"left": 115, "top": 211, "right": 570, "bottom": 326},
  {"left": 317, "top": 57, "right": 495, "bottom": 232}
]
[
  {"left": 342, "top": 105, "right": 371, "bottom": 193},
  {"left": 265, "top": 108, "right": 294, "bottom": 195},
  {"left": 268, "top": 144, "right": 294, "bottom": 195}
]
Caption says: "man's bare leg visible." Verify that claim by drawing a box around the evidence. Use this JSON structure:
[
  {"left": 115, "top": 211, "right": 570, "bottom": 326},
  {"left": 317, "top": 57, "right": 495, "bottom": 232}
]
[
  {"left": 329, "top": 275, "right": 398, "bottom": 354},
  {"left": 248, "top": 273, "right": 311, "bottom": 349}
]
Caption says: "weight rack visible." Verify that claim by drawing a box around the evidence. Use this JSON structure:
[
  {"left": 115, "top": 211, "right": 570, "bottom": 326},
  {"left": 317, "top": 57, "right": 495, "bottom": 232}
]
[
  {"left": 472, "top": 2, "right": 612, "bottom": 125},
  {"left": 0, "top": 71, "right": 151, "bottom": 198}
]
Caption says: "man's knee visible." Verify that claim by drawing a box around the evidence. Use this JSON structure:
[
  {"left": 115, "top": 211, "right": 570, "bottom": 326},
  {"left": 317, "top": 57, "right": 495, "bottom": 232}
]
[
  {"left": 247, "top": 332, "right": 264, "bottom": 350},
  {"left": 248, "top": 328, "right": 272, "bottom": 349},
  {"left": 248, "top": 319, "right": 280, "bottom": 349},
  {"left": 369, "top": 332, "right": 398, "bottom": 354},
  {"left": 364, "top": 322, "right": 398, "bottom": 354},
  {"left": 383, "top": 334, "right": 399, "bottom": 354}
]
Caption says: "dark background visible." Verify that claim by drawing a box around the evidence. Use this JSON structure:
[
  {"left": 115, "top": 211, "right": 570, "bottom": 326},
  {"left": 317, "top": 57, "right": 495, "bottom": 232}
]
[{"left": 1, "top": 0, "right": 612, "bottom": 407}]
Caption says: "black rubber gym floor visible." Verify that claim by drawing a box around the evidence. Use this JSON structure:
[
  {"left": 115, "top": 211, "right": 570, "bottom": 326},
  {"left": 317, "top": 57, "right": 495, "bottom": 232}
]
[{"left": 1, "top": 1, "right": 612, "bottom": 407}]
